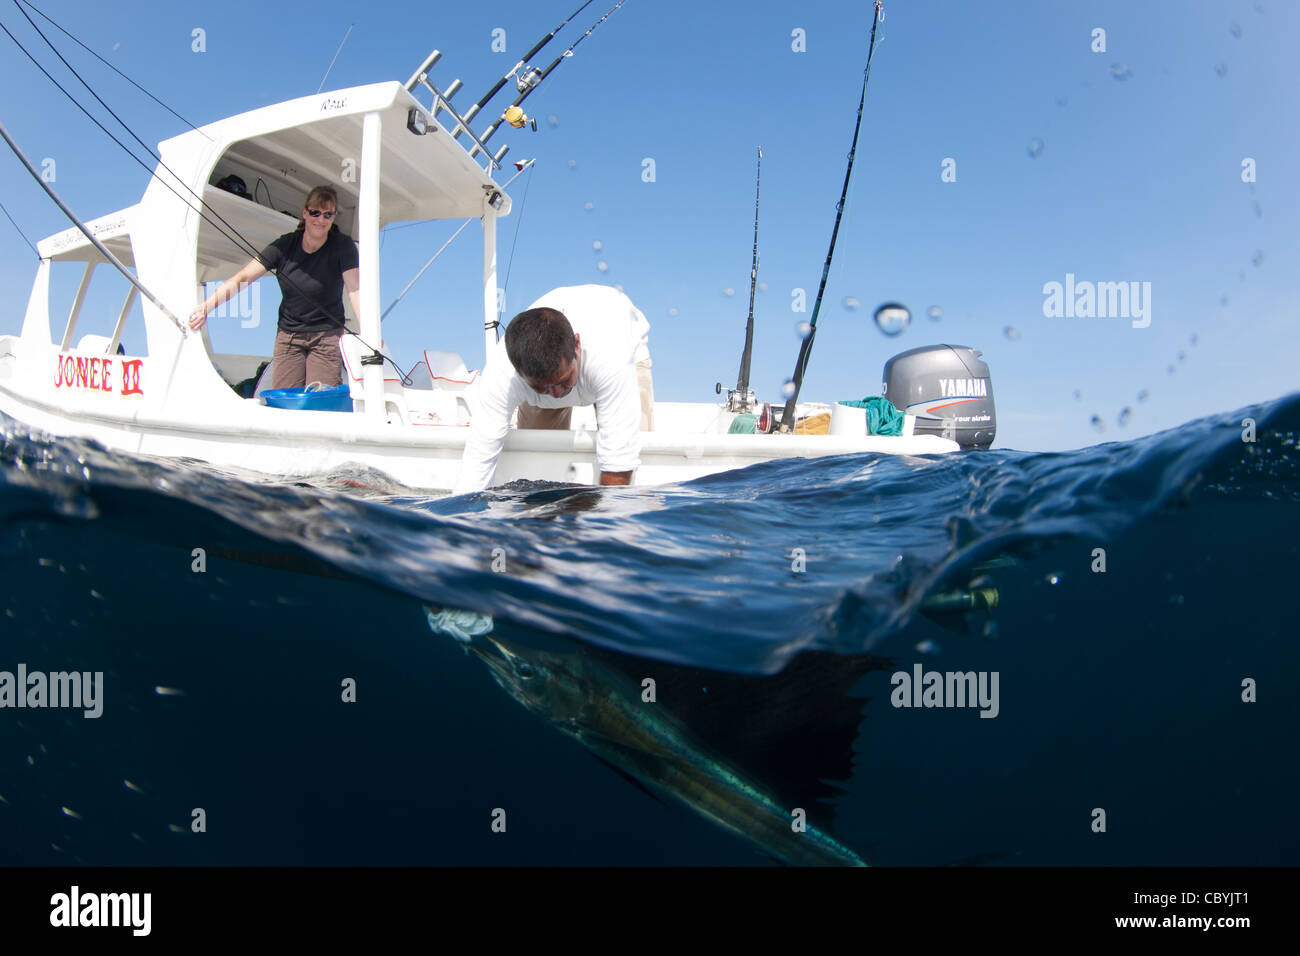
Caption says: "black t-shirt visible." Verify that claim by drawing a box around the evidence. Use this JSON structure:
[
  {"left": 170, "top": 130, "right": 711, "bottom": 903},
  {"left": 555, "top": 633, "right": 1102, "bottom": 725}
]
[{"left": 257, "top": 229, "right": 359, "bottom": 333}]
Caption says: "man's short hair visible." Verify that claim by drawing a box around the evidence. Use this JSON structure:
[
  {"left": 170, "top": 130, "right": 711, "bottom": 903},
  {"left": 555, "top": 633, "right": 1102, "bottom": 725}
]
[{"left": 505, "top": 308, "right": 576, "bottom": 381}]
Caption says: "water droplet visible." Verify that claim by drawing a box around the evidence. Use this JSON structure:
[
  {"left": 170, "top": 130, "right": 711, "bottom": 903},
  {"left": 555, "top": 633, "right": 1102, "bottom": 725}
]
[
  {"left": 614, "top": 284, "right": 624, "bottom": 294},
  {"left": 61, "top": 806, "right": 83, "bottom": 820},
  {"left": 842, "top": 296, "right": 860, "bottom": 311},
  {"left": 1089, "top": 415, "right": 1105, "bottom": 432},
  {"left": 1110, "top": 63, "right": 1133, "bottom": 81},
  {"left": 1189, "top": 334, "right": 1198, "bottom": 347},
  {"left": 567, "top": 159, "right": 577, "bottom": 169},
  {"left": 124, "top": 780, "right": 145, "bottom": 794},
  {"left": 1177, "top": 351, "right": 1186, "bottom": 363},
  {"left": 167, "top": 824, "right": 185, "bottom": 833},
  {"left": 872, "top": 302, "right": 911, "bottom": 336},
  {"left": 583, "top": 201, "right": 594, "bottom": 212},
  {"left": 795, "top": 321, "right": 812, "bottom": 340},
  {"left": 1118, "top": 407, "right": 1132, "bottom": 427},
  {"left": 667, "top": 307, "right": 679, "bottom": 317},
  {"left": 1046, "top": 572, "right": 1062, "bottom": 585},
  {"left": 1073, "top": 389, "right": 1083, "bottom": 401},
  {"left": 982, "top": 620, "right": 999, "bottom": 641},
  {"left": 1251, "top": 249, "right": 1264, "bottom": 267},
  {"left": 547, "top": 114, "right": 559, "bottom": 127},
  {"left": 592, "top": 240, "right": 603, "bottom": 252},
  {"left": 154, "top": 686, "right": 186, "bottom": 697},
  {"left": 1214, "top": 62, "right": 1229, "bottom": 77},
  {"left": 1027, "top": 138, "right": 1044, "bottom": 158},
  {"left": 780, "top": 379, "right": 797, "bottom": 399},
  {"left": 1137, "top": 389, "right": 1149, "bottom": 402},
  {"left": 1168, "top": 365, "right": 1176, "bottom": 375},
  {"left": 1055, "top": 94, "right": 1069, "bottom": 107},
  {"left": 914, "top": 639, "right": 940, "bottom": 655},
  {"left": 1219, "top": 294, "right": 1229, "bottom": 307},
  {"left": 757, "top": 281, "right": 768, "bottom": 292},
  {"left": 1253, "top": 201, "right": 1262, "bottom": 218},
  {"left": 1230, "top": 22, "right": 1242, "bottom": 38},
  {"left": 596, "top": 260, "right": 609, "bottom": 273},
  {"left": 722, "top": 287, "right": 735, "bottom": 297},
  {"left": 926, "top": 305, "right": 943, "bottom": 321},
  {"left": 1003, "top": 325, "right": 1021, "bottom": 341}
]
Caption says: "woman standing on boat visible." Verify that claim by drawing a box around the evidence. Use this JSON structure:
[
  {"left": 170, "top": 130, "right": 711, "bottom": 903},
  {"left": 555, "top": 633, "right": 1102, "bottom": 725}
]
[{"left": 187, "top": 185, "right": 360, "bottom": 389}]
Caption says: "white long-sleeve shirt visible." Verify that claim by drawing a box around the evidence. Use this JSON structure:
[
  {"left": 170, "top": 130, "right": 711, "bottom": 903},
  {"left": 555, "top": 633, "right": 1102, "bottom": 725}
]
[{"left": 452, "top": 285, "right": 651, "bottom": 494}]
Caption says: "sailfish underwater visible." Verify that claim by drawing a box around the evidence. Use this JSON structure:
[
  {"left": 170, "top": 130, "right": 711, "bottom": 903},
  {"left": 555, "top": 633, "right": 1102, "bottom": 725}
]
[{"left": 426, "top": 606, "right": 883, "bottom": 866}]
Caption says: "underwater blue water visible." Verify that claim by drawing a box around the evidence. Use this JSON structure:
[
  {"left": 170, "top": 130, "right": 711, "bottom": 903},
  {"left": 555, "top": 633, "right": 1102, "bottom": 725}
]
[{"left": 1, "top": 393, "right": 1297, "bottom": 865}]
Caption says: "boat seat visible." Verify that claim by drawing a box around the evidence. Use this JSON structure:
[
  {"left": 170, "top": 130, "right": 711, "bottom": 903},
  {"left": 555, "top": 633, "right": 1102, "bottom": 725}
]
[
  {"left": 423, "top": 350, "right": 479, "bottom": 390},
  {"left": 76, "top": 334, "right": 124, "bottom": 355}
]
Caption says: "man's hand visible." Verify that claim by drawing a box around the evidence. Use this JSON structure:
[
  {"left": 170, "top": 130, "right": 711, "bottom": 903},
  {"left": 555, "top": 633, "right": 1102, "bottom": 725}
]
[{"left": 599, "top": 471, "right": 632, "bottom": 486}]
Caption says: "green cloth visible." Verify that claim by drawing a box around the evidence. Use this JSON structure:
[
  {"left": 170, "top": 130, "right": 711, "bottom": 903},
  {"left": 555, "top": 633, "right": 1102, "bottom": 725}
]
[
  {"left": 837, "top": 396, "right": 905, "bottom": 436},
  {"left": 728, "top": 413, "right": 759, "bottom": 434}
]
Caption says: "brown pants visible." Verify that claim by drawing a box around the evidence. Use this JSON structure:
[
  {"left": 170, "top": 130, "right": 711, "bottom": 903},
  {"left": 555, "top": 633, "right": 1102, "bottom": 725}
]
[
  {"left": 272, "top": 328, "right": 344, "bottom": 389},
  {"left": 517, "top": 360, "right": 655, "bottom": 431}
]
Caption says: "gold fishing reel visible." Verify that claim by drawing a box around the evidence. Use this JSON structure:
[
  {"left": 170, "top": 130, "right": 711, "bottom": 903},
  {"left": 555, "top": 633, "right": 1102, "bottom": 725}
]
[{"left": 504, "top": 106, "right": 537, "bottom": 131}]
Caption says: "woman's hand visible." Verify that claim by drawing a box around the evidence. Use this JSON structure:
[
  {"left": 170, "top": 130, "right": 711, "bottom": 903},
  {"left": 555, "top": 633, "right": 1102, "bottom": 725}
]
[{"left": 188, "top": 304, "right": 210, "bottom": 330}]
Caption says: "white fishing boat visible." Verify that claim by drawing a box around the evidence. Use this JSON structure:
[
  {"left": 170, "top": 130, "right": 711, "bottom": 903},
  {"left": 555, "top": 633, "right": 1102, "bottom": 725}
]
[{"left": 0, "top": 27, "right": 995, "bottom": 492}]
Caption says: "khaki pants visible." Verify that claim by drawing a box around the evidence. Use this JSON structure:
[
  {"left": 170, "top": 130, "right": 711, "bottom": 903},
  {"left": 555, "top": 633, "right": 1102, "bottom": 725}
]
[
  {"left": 272, "top": 328, "right": 344, "bottom": 390},
  {"left": 517, "top": 360, "right": 654, "bottom": 431}
]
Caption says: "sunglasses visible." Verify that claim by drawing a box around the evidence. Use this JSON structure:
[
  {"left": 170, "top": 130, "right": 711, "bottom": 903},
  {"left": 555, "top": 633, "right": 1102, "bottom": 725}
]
[{"left": 306, "top": 208, "right": 336, "bottom": 220}]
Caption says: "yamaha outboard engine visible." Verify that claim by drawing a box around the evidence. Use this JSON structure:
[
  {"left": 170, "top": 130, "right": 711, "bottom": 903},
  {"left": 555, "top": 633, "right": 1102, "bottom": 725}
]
[{"left": 882, "top": 345, "right": 995, "bottom": 449}]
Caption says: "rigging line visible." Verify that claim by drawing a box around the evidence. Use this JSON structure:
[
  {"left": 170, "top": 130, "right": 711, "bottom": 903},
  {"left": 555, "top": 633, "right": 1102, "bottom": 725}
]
[
  {"left": 499, "top": 163, "right": 535, "bottom": 317},
  {"left": 316, "top": 23, "right": 353, "bottom": 94},
  {"left": 0, "top": 197, "right": 41, "bottom": 259},
  {"left": 2, "top": 15, "right": 349, "bottom": 333},
  {"left": 15, "top": 0, "right": 209, "bottom": 140},
  {"left": 778, "top": 1, "right": 883, "bottom": 431},
  {"left": 381, "top": 158, "right": 537, "bottom": 321},
  {"left": 0, "top": 119, "right": 185, "bottom": 331},
  {"left": 6, "top": 2, "right": 264, "bottom": 266}
]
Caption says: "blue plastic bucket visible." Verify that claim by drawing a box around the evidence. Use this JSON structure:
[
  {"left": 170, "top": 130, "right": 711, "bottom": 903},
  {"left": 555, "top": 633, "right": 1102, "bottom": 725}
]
[{"left": 260, "top": 384, "right": 354, "bottom": 412}]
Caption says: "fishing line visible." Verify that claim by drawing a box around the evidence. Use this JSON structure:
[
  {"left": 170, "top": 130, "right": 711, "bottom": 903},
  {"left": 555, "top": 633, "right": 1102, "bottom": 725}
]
[
  {"left": 6, "top": 2, "right": 265, "bottom": 266},
  {"left": 0, "top": 197, "right": 40, "bottom": 258},
  {"left": 15, "top": 0, "right": 209, "bottom": 140},
  {"left": 316, "top": 23, "right": 353, "bottom": 94},
  {"left": 778, "top": 1, "right": 883, "bottom": 431},
  {"left": 499, "top": 162, "right": 536, "bottom": 318}
]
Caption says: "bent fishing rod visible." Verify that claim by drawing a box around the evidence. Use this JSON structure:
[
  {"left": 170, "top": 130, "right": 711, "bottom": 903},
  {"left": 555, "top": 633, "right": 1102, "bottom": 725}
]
[
  {"left": 473, "top": 0, "right": 628, "bottom": 158},
  {"left": 778, "top": 1, "right": 883, "bottom": 432}
]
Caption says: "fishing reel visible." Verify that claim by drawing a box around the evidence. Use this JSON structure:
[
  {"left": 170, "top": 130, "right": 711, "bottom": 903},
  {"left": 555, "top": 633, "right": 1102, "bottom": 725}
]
[
  {"left": 503, "top": 105, "right": 537, "bottom": 131},
  {"left": 515, "top": 67, "right": 543, "bottom": 93}
]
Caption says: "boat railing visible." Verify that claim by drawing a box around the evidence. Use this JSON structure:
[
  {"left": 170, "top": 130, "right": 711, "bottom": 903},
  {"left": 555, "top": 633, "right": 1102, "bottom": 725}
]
[{"left": 403, "top": 50, "right": 509, "bottom": 173}]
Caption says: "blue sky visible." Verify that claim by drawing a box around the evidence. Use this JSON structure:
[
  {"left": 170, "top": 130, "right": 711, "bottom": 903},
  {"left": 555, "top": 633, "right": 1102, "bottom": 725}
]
[{"left": 1, "top": 0, "right": 1295, "bottom": 450}]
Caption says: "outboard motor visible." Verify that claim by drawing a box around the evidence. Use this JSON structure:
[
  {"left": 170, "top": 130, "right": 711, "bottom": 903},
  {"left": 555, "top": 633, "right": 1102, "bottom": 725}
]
[{"left": 882, "top": 345, "right": 995, "bottom": 449}]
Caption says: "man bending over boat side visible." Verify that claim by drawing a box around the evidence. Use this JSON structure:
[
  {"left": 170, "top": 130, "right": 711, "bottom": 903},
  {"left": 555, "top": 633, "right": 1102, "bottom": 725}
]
[
  {"left": 187, "top": 185, "right": 360, "bottom": 390},
  {"left": 452, "top": 284, "right": 653, "bottom": 495}
]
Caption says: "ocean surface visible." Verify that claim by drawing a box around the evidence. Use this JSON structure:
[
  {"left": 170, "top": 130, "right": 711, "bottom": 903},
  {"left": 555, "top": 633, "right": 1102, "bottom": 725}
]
[{"left": 1, "top": 393, "right": 1297, "bottom": 866}]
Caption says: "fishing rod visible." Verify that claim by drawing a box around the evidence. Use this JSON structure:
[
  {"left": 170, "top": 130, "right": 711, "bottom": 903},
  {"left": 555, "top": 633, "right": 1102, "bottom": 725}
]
[
  {"left": 778, "top": 1, "right": 883, "bottom": 432},
  {"left": 472, "top": 0, "right": 628, "bottom": 159},
  {"left": 0, "top": 118, "right": 186, "bottom": 332},
  {"left": 735, "top": 146, "right": 762, "bottom": 410},
  {"left": 458, "top": 0, "right": 596, "bottom": 132}
]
